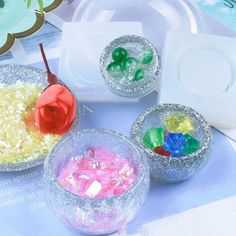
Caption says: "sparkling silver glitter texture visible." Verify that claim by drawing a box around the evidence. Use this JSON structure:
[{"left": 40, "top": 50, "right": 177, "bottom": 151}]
[
  {"left": 100, "top": 35, "right": 161, "bottom": 98},
  {"left": 44, "top": 129, "right": 150, "bottom": 235},
  {"left": 130, "top": 104, "right": 213, "bottom": 183},
  {"left": 0, "top": 64, "right": 80, "bottom": 172}
]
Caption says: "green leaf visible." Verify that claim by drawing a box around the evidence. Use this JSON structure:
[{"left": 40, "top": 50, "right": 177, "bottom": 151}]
[
  {"left": 26, "top": 0, "right": 32, "bottom": 8},
  {"left": 38, "top": 0, "right": 44, "bottom": 14},
  {"left": 25, "top": 0, "right": 44, "bottom": 14}
]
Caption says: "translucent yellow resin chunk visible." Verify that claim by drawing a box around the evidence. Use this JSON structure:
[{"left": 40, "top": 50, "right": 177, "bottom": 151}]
[
  {"left": 0, "top": 81, "right": 60, "bottom": 164},
  {"left": 164, "top": 114, "right": 194, "bottom": 134}
]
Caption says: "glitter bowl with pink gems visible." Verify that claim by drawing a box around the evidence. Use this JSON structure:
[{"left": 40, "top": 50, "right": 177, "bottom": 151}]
[{"left": 44, "top": 129, "right": 150, "bottom": 235}]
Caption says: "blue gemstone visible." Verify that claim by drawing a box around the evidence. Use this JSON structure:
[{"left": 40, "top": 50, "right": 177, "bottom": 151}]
[{"left": 163, "top": 133, "right": 186, "bottom": 157}]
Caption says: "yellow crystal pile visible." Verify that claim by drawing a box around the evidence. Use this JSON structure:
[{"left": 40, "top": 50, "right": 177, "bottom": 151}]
[
  {"left": 0, "top": 81, "right": 60, "bottom": 164},
  {"left": 164, "top": 114, "right": 194, "bottom": 134}
]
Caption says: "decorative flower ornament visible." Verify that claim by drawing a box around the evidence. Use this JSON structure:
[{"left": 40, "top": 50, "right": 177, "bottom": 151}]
[
  {"left": 35, "top": 43, "right": 77, "bottom": 135},
  {"left": 35, "top": 84, "right": 76, "bottom": 135}
]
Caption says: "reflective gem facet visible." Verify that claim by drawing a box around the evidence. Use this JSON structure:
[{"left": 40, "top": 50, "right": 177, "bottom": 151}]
[
  {"left": 142, "top": 128, "right": 164, "bottom": 149},
  {"left": 107, "top": 62, "right": 123, "bottom": 79},
  {"left": 163, "top": 133, "right": 186, "bottom": 157},
  {"left": 112, "top": 47, "right": 128, "bottom": 62},
  {"left": 164, "top": 114, "right": 194, "bottom": 134},
  {"left": 123, "top": 57, "right": 139, "bottom": 74},
  {"left": 124, "top": 72, "right": 134, "bottom": 82},
  {"left": 183, "top": 134, "right": 200, "bottom": 155},
  {"left": 57, "top": 147, "right": 137, "bottom": 199},
  {"left": 134, "top": 69, "right": 145, "bottom": 81},
  {"left": 153, "top": 146, "right": 171, "bottom": 157},
  {"left": 141, "top": 47, "right": 153, "bottom": 64}
]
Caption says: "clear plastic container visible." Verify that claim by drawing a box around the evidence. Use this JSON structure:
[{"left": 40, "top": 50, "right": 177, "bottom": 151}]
[{"left": 72, "top": 0, "right": 205, "bottom": 52}]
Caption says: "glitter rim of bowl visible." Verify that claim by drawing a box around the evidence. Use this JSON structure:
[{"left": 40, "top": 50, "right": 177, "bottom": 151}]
[
  {"left": 100, "top": 35, "right": 161, "bottom": 98},
  {"left": 130, "top": 104, "right": 213, "bottom": 182},
  {"left": 44, "top": 128, "right": 150, "bottom": 202},
  {"left": 0, "top": 64, "right": 80, "bottom": 172}
]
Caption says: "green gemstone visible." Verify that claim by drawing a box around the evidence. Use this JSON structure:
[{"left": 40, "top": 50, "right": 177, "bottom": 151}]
[
  {"left": 112, "top": 47, "right": 128, "bottom": 62},
  {"left": 107, "top": 62, "right": 123, "bottom": 79},
  {"left": 134, "top": 69, "right": 145, "bottom": 81},
  {"left": 123, "top": 57, "right": 139, "bottom": 74},
  {"left": 142, "top": 47, "right": 154, "bottom": 64},
  {"left": 142, "top": 128, "right": 164, "bottom": 149},
  {"left": 183, "top": 134, "right": 200, "bottom": 155}
]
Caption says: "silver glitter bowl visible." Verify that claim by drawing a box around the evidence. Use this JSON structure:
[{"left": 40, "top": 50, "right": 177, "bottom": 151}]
[
  {"left": 0, "top": 64, "right": 79, "bottom": 172},
  {"left": 131, "top": 104, "right": 213, "bottom": 183},
  {"left": 100, "top": 35, "right": 161, "bottom": 98},
  {"left": 44, "top": 129, "right": 150, "bottom": 235}
]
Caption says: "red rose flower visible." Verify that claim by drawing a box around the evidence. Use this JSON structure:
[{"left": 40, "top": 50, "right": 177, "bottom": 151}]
[{"left": 35, "top": 84, "right": 76, "bottom": 135}]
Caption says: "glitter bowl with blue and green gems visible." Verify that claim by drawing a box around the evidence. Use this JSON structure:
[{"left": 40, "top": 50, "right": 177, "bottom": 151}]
[{"left": 131, "top": 104, "right": 213, "bottom": 183}]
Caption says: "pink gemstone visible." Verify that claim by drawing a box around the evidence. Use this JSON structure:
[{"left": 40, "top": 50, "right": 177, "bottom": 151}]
[{"left": 57, "top": 147, "right": 137, "bottom": 199}]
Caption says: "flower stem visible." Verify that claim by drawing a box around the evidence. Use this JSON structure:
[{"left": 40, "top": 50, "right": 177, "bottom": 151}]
[{"left": 39, "top": 43, "right": 57, "bottom": 85}]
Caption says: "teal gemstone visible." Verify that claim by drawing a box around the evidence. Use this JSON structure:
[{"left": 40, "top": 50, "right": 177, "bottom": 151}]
[
  {"left": 123, "top": 57, "right": 139, "bottom": 74},
  {"left": 112, "top": 47, "right": 128, "bottom": 62},
  {"left": 141, "top": 47, "right": 154, "bottom": 64},
  {"left": 142, "top": 128, "right": 164, "bottom": 149},
  {"left": 134, "top": 69, "right": 145, "bottom": 81},
  {"left": 183, "top": 134, "right": 200, "bottom": 155},
  {"left": 106, "top": 62, "right": 123, "bottom": 79}
]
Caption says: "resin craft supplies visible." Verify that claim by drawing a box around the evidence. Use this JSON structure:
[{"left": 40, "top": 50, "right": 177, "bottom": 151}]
[
  {"left": 100, "top": 35, "right": 161, "bottom": 98},
  {"left": 72, "top": 0, "right": 205, "bottom": 52},
  {"left": 159, "top": 32, "right": 236, "bottom": 128},
  {"left": 57, "top": 147, "right": 137, "bottom": 198},
  {"left": 0, "top": 62, "right": 78, "bottom": 171},
  {"left": 131, "top": 104, "right": 212, "bottom": 183},
  {"left": 0, "top": 65, "right": 59, "bottom": 171},
  {"left": 107, "top": 46, "right": 153, "bottom": 81},
  {"left": 59, "top": 22, "right": 143, "bottom": 102},
  {"left": 36, "top": 43, "right": 77, "bottom": 135},
  {"left": 142, "top": 114, "right": 200, "bottom": 157},
  {"left": 44, "top": 129, "right": 150, "bottom": 235},
  {"left": 0, "top": 81, "right": 60, "bottom": 166}
]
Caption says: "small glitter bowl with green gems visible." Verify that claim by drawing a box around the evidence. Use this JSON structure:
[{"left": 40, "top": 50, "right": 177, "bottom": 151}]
[
  {"left": 100, "top": 35, "right": 161, "bottom": 98},
  {"left": 130, "top": 104, "right": 213, "bottom": 183}
]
